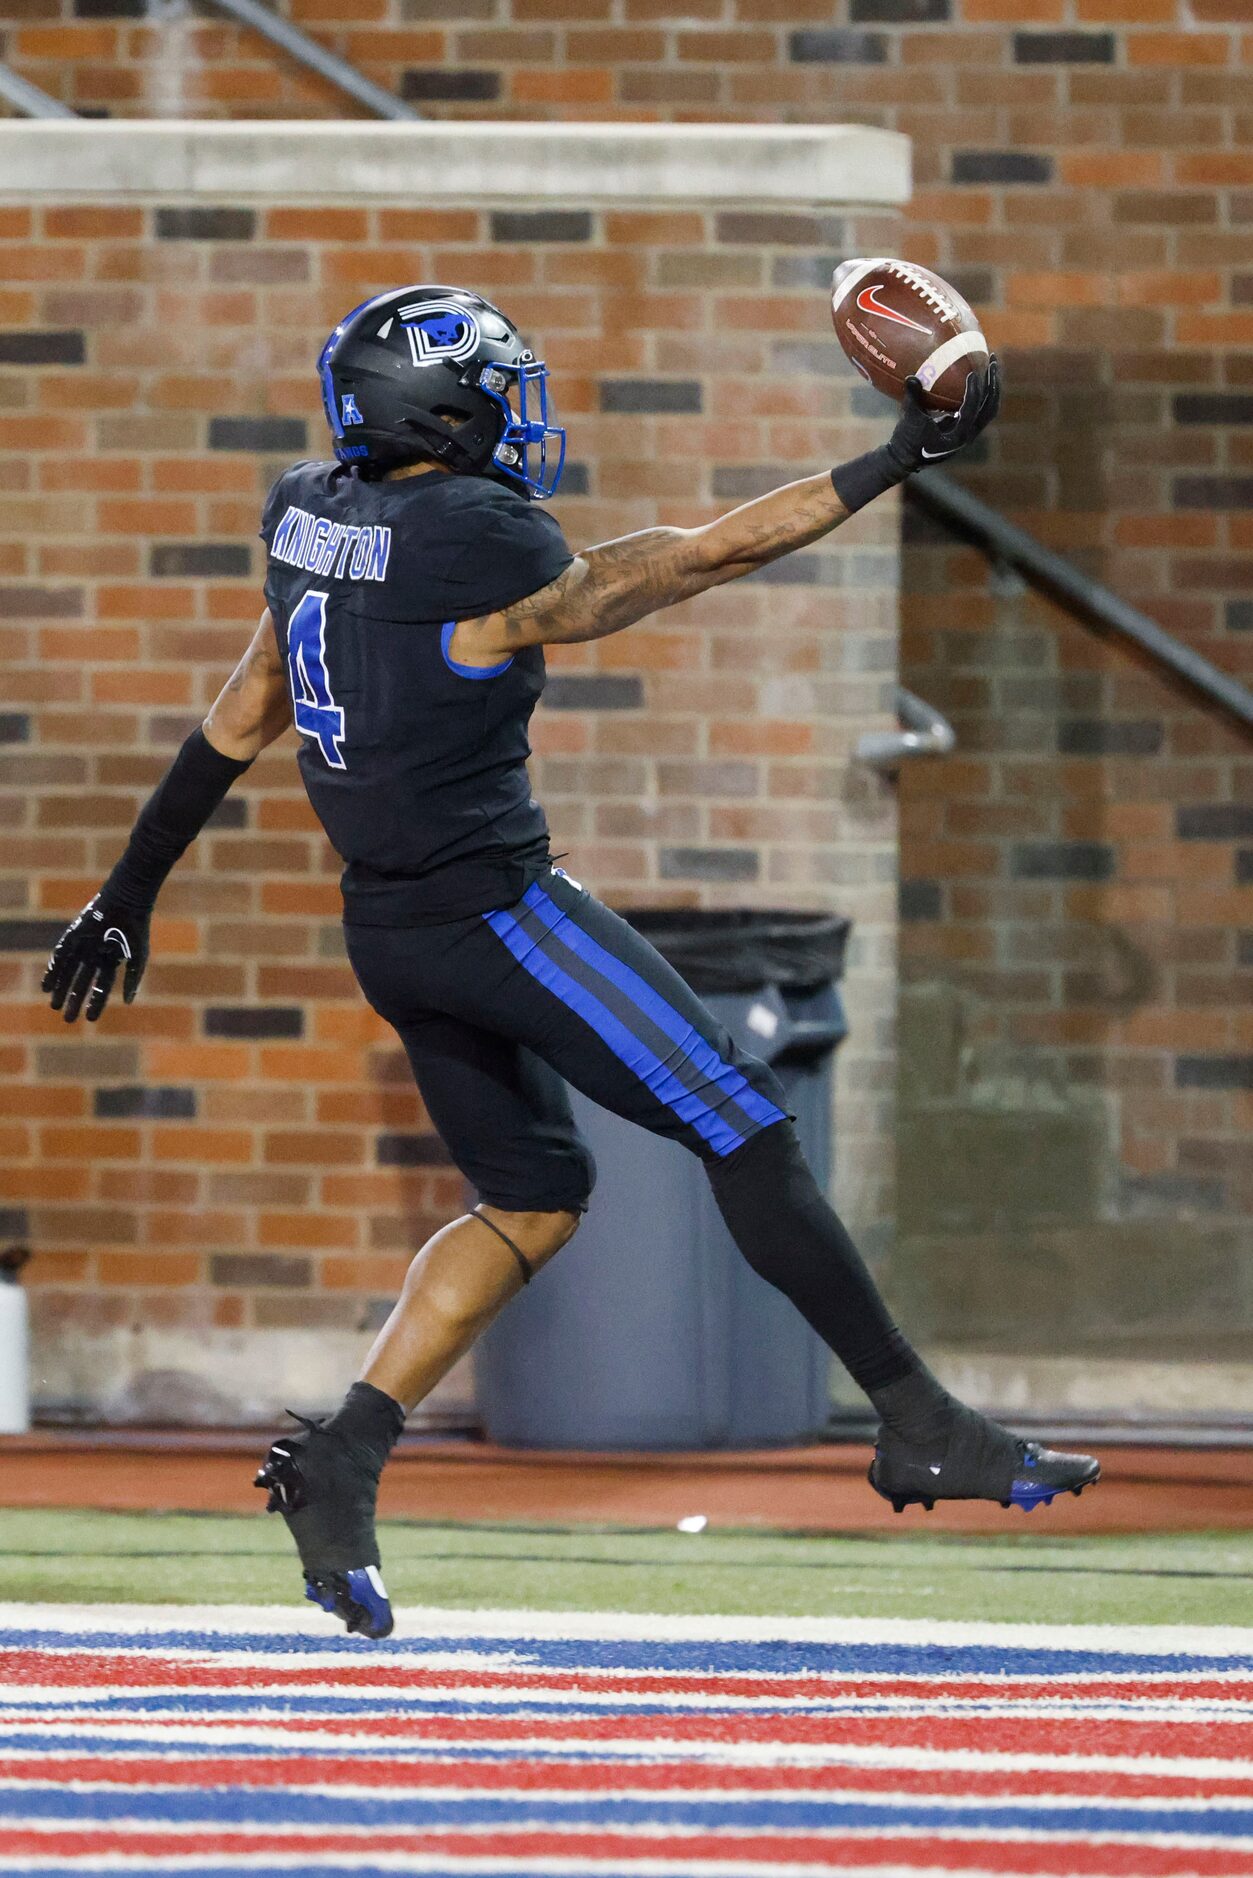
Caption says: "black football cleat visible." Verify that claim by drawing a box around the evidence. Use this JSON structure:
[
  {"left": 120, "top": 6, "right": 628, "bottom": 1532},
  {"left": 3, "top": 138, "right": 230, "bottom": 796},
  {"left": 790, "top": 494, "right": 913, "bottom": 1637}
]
[
  {"left": 255, "top": 1412, "right": 394, "bottom": 1639},
  {"left": 869, "top": 1402, "right": 1100, "bottom": 1514}
]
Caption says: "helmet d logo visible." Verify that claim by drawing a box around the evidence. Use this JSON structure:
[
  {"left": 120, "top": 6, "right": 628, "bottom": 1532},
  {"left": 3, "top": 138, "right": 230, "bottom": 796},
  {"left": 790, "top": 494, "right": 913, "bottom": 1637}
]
[{"left": 399, "top": 302, "right": 482, "bottom": 368}]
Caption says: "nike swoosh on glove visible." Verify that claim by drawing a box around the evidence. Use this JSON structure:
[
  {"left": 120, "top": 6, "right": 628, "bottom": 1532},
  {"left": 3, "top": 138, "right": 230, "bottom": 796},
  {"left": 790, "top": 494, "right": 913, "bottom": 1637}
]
[
  {"left": 885, "top": 354, "right": 1001, "bottom": 478},
  {"left": 42, "top": 891, "right": 150, "bottom": 1023}
]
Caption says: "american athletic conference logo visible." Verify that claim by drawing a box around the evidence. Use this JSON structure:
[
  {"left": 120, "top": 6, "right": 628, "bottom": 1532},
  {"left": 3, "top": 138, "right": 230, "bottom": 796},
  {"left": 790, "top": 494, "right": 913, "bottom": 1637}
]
[{"left": 396, "top": 302, "right": 481, "bottom": 369}]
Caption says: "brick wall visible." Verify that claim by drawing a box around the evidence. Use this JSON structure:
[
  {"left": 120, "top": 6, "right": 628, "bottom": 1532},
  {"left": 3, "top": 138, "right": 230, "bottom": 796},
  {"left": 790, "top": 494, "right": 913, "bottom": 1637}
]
[
  {"left": 3, "top": 0, "right": 1252, "bottom": 1413},
  {"left": 0, "top": 185, "right": 903, "bottom": 1421}
]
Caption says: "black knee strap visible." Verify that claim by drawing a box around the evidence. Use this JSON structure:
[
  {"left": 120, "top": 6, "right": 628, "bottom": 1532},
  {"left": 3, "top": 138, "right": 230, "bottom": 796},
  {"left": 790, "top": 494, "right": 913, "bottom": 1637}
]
[{"left": 472, "top": 1207, "right": 534, "bottom": 1285}]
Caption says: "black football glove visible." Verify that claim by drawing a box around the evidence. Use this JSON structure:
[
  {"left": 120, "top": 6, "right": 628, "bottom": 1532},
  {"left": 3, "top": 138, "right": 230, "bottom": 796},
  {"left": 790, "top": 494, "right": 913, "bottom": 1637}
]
[
  {"left": 885, "top": 354, "right": 1001, "bottom": 478},
  {"left": 42, "top": 892, "right": 150, "bottom": 1024}
]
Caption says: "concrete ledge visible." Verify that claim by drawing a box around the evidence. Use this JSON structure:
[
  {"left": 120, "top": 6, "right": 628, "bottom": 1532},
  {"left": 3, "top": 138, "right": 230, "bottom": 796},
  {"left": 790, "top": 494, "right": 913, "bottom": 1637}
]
[
  {"left": 0, "top": 119, "right": 909, "bottom": 207},
  {"left": 933, "top": 1349, "right": 1253, "bottom": 1421}
]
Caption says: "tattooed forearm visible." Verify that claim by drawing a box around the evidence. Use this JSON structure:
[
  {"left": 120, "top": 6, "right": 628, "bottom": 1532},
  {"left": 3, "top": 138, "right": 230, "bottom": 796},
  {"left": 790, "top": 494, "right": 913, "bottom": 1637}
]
[
  {"left": 500, "top": 531, "right": 690, "bottom": 647},
  {"left": 495, "top": 470, "right": 849, "bottom": 649}
]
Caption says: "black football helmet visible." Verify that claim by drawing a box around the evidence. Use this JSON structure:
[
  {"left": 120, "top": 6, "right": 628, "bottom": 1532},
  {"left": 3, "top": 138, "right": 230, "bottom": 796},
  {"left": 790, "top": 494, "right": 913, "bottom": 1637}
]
[{"left": 317, "top": 285, "right": 565, "bottom": 499}]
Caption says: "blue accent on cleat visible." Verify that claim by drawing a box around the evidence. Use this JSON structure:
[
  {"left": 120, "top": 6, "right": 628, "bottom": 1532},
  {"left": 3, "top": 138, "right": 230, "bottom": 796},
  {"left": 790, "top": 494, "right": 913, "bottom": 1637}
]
[
  {"left": 304, "top": 1567, "right": 394, "bottom": 1640},
  {"left": 1010, "top": 1476, "right": 1064, "bottom": 1509}
]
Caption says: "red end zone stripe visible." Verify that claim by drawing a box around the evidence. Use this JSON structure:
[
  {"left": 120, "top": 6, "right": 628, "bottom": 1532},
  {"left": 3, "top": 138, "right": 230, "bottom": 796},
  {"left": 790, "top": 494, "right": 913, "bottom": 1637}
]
[
  {"left": 4, "top": 1825, "right": 1251, "bottom": 1876},
  {"left": 4, "top": 1651, "right": 1248, "bottom": 1705},
  {"left": 0, "top": 1754, "right": 1248, "bottom": 1802},
  {"left": 5, "top": 1710, "right": 1249, "bottom": 1760}
]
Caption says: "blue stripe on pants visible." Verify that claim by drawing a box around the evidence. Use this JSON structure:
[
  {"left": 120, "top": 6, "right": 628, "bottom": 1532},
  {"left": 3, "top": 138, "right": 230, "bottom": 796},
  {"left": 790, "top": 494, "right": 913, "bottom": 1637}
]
[
  {"left": 483, "top": 905, "right": 747, "bottom": 1157},
  {"left": 522, "top": 882, "right": 786, "bottom": 1133}
]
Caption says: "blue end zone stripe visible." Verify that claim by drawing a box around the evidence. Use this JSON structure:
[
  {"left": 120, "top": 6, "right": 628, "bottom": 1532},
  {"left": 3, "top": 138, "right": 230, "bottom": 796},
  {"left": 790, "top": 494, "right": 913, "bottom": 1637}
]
[
  {"left": 484, "top": 908, "right": 745, "bottom": 1155},
  {"left": 0, "top": 1694, "right": 764, "bottom": 1718},
  {"left": 4, "top": 1788, "right": 1252, "bottom": 1838},
  {"left": 523, "top": 884, "right": 786, "bottom": 1132},
  {"left": 4, "top": 1630, "right": 1252, "bottom": 1676},
  {"left": 4, "top": 1630, "right": 1253, "bottom": 1675}
]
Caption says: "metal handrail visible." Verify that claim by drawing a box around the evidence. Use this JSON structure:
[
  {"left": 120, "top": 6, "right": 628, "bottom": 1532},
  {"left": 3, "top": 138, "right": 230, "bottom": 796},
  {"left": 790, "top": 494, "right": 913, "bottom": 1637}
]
[
  {"left": 0, "top": 61, "right": 76, "bottom": 118},
  {"left": 907, "top": 469, "right": 1253, "bottom": 735},
  {"left": 855, "top": 687, "right": 956, "bottom": 772},
  {"left": 202, "top": 0, "right": 420, "bottom": 121}
]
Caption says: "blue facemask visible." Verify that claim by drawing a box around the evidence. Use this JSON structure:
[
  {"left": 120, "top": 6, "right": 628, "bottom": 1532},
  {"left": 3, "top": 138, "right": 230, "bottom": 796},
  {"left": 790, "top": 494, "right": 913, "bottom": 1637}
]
[{"left": 480, "top": 359, "right": 567, "bottom": 500}]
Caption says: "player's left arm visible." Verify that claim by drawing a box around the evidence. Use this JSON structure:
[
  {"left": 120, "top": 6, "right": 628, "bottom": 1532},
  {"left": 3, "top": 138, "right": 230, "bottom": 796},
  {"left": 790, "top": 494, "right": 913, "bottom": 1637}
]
[
  {"left": 454, "top": 474, "right": 842, "bottom": 661},
  {"left": 204, "top": 609, "right": 293, "bottom": 760},
  {"left": 42, "top": 610, "right": 292, "bottom": 1023}
]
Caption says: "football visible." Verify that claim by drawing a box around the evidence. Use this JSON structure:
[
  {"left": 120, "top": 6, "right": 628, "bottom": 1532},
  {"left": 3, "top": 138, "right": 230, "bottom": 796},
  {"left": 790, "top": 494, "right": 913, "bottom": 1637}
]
[{"left": 831, "top": 257, "right": 989, "bottom": 413}]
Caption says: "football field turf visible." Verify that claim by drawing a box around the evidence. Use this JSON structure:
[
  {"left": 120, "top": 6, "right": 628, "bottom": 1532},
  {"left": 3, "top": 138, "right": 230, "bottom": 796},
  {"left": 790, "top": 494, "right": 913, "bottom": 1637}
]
[
  {"left": 1, "top": 1511, "right": 1250, "bottom": 1876},
  {"left": 1, "top": 1506, "right": 1251, "bottom": 1627}
]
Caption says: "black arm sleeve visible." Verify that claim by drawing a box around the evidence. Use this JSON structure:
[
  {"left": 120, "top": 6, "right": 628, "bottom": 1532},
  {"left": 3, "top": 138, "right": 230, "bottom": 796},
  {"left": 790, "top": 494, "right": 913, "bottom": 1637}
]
[
  {"left": 103, "top": 728, "right": 254, "bottom": 912},
  {"left": 830, "top": 448, "right": 908, "bottom": 517}
]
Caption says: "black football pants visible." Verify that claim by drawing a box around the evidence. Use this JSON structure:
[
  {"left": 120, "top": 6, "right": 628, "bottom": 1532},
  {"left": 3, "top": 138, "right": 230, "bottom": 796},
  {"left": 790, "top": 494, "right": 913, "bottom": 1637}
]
[
  {"left": 344, "top": 866, "right": 789, "bottom": 1215},
  {"left": 346, "top": 864, "right": 917, "bottom": 1394}
]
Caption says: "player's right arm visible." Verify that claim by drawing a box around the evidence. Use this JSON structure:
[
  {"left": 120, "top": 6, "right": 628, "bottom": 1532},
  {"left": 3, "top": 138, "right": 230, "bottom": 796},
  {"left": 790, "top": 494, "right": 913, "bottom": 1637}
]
[
  {"left": 456, "top": 362, "right": 999, "bottom": 659},
  {"left": 42, "top": 610, "right": 292, "bottom": 1024}
]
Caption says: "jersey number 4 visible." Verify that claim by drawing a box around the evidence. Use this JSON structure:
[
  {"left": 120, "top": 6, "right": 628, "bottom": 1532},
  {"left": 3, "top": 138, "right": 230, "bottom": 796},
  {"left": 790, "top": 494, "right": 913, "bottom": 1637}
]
[{"left": 287, "top": 590, "right": 346, "bottom": 770}]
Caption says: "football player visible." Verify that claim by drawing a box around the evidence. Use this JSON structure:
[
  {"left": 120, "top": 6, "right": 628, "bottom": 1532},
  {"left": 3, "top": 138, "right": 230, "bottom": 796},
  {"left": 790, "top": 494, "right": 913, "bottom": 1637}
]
[{"left": 44, "top": 287, "right": 1097, "bottom": 1638}]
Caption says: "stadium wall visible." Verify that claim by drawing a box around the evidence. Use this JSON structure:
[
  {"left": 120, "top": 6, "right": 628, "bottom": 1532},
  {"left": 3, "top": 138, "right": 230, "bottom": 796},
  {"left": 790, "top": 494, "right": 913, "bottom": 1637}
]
[
  {"left": 5, "top": 4, "right": 1250, "bottom": 1420},
  {"left": 0, "top": 121, "right": 908, "bottom": 1424}
]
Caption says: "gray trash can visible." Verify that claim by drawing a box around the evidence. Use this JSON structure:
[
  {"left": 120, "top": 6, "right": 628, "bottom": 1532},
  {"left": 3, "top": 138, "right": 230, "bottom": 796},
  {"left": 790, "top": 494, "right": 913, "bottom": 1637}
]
[{"left": 475, "top": 910, "right": 850, "bottom": 1450}]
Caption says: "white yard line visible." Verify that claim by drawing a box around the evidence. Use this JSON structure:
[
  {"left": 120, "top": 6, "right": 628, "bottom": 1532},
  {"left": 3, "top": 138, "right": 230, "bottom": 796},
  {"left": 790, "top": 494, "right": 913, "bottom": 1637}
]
[{"left": 1, "top": 1604, "right": 1251, "bottom": 1655}]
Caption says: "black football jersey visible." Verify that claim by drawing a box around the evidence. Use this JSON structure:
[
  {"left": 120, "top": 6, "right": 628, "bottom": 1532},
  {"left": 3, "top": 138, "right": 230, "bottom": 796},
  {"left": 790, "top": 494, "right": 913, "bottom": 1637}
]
[{"left": 260, "top": 460, "right": 574, "bottom": 924}]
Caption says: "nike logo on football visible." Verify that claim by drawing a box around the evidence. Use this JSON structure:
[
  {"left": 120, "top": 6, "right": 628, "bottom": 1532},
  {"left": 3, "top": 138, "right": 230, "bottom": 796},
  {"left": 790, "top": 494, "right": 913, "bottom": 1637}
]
[{"left": 856, "top": 284, "right": 932, "bottom": 335}]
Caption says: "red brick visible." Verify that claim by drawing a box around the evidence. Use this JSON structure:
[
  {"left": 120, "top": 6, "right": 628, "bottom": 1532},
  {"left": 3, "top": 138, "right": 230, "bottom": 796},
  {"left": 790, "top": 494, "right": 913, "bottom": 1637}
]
[
  {"left": 3, "top": 1165, "right": 90, "bottom": 1201},
  {"left": 317, "top": 1090, "right": 422, "bottom": 1129},
  {"left": 1128, "top": 33, "right": 1232, "bottom": 66},
  {"left": 604, "top": 213, "right": 707, "bottom": 245},
  {"left": 0, "top": 1083, "right": 84, "bottom": 1119},
  {"left": 151, "top": 1127, "right": 253, "bottom": 1164},
  {"left": 42, "top": 1126, "right": 141, "bottom": 1161},
  {"left": 343, "top": 28, "right": 442, "bottom": 60},
  {"left": 258, "top": 1212, "right": 359, "bottom": 1249},
  {"left": 1005, "top": 271, "right": 1110, "bottom": 308},
  {"left": 375, "top": 210, "right": 481, "bottom": 242},
  {"left": 17, "top": 23, "right": 119, "bottom": 56},
  {"left": 98, "top": 1169, "right": 198, "bottom": 1205},
  {"left": 1078, "top": 0, "right": 1175, "bottom": 14},
  {"left": 963, "top": 0, "right": 1065, "bottom": 16},
  {"left": 514, "top": 67, "right": 615, "bottom": 103},
  {"left": 44, "top": 207, "right": 143, "bottom": 239},
  {"left": 1176, "top": 153, "right": 1253, "bottom": 186},
  {"left": 97, "top": 1252, "right": 200, "bottom": 1287},
  {"left": 1061, "top": 152, "right": 1166, "bottom": 189},
  {"left": 265, "top": 1130, "right": 365, "bottom": 1167},
  {"left": 675, "top": 29, "right": 775, "bottom": 61},
  {"left": 1118, "top": 270, "right": 1224, "bottom": 306}
]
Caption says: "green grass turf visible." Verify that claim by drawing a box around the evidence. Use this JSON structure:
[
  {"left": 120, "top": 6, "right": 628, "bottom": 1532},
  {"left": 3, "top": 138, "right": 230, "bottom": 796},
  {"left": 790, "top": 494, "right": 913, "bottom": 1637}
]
[{"left": 0, "top": 1507, "right": 1250, "bottom": 1626}]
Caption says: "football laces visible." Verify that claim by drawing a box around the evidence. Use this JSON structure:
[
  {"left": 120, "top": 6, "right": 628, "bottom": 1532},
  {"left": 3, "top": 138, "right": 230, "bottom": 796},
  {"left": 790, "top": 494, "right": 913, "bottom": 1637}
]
[{"left": 883, "top": 260, "right": 960, "bottom": 325}]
